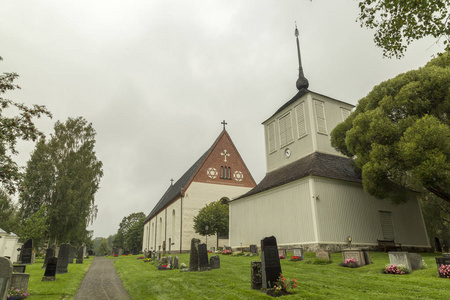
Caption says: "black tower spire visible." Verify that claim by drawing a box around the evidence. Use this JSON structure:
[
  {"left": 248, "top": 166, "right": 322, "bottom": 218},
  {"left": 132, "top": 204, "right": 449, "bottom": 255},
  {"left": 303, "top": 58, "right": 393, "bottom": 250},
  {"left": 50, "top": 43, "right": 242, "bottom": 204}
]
[{"left": 295, "top": 24, "right": 309, "bottom": 90}]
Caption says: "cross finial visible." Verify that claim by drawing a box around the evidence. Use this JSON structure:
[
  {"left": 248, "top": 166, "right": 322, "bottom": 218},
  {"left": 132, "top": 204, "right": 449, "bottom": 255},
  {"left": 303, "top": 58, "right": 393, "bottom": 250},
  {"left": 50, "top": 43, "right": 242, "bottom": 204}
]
[
  {"left": 170, "top": 178, "right": 174, "bottom": 186},
  {"left": 221, "top": 120, "right": 227, "bottom": 131}
]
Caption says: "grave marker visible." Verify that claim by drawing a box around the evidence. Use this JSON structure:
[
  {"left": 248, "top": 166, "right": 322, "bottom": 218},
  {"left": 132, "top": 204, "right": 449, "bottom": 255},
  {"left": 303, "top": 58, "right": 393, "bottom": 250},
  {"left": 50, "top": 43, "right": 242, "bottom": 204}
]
[
  {"left": 250, "top": 244, "right": 258, "bottom": 254},
  {"left": 198, "top": 243, "right": 209, "bottom": 271},
  {"left": 388, "top": 252, "right": 412, "bottom": 273},
  {"left": 76, "top": 246, "right": 84, "bottom": 264},
  {"left": 409, "top": 253, "right": 423, "bottom": 270},
  {"left": 0, "top": 257, "right": 13, "bottom": 300},
  {"left": 42, "top": 257, "right": 57, "bottom": 281},
  {"left": 56, "top": 243, "right": 70, "bottom": 274},
  {"left": 68, "top": 245, "right": 76, "bottom": 264},
  {"left": 173, "top": 256, "right": 179, "bottom": 269},
  {"left": 189, "top": 238, "right": 200, "bottom": 271},
  {"left": 342, "top": 248, "right": 367, "bottom": 267},
  {"left": 293, "top": 248, "right": 304, "bottom": 260},
  {"left": 42, "top": 247, "right": 55, "bottom": 269},
  {"left": 210, "top": 255, "right": 220, "bottom": 269},
  {"left": 316, "top": 249, "right": 331, "bottom": 261},
  {"left": 21, "top": 239, "right": 33, "bottom": 264},
  {"left": 261, "top": 236, "right": 282, "bottom": 289},
  {"left": 251, "top": 261, "right": 262, "bottom": 290}
]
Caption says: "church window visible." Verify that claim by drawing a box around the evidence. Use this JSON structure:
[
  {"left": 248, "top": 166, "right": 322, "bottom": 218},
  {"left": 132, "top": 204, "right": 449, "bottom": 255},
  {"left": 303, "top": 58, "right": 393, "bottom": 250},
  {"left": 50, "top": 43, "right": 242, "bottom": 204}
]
[
  {"left": 228, "top": 167, "right": 231, "bottom": 179},
  {"left": 295, "top": 102, "right": 307, "bottom": 138},
  {"left": 341, "top": 107, "right": 351, "bottom": 121},
  {"left": 172, "top": 209, "right": 176, "bottom": 236},
  {"left": 220, "top": 166, "right": 224, "bottom": 178},
  {"left": 379, "top": 211, "right": 395, "bottom": 240},
  {"left": 278, "top": 111, "right": 294, "bottom": 148},
  {"left": 314, "top": 100, "right": 328, "bottom": 135},
  {"left": 267, "top": 121, "right": 276, "bottom": 153}
]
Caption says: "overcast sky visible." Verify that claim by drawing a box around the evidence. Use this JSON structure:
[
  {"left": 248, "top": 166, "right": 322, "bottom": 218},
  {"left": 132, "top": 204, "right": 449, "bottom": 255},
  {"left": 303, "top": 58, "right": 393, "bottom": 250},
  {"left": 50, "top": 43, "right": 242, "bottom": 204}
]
[{"left": 1, "top": 0, "right": 444, "bottom": 238}]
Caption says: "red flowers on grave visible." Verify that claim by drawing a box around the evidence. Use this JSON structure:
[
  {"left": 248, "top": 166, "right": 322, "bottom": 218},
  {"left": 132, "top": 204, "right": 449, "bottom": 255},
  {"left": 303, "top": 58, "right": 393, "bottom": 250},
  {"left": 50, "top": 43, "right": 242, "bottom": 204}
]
[
  {"left": 137, "top": 256, "right": 144, "bottom": 260},
  {"left": 291, "top": 255, "right": 302, "bottom": 261},
  {"left": 272, "top": 274, "right": 298, "bottom": 296},
  {"left": 439, "top": 264, "right": 450, "bottom": 278},
  {"left": 114, "top": 254, "right": 118, "bottom": 257}
]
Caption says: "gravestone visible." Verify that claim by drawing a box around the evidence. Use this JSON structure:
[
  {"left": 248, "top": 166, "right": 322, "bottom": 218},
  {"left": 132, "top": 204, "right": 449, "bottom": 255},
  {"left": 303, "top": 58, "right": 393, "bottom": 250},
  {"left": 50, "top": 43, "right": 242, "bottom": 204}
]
[
  {"left": 435, "top": 237, "right": 442, "bottom": 252},
  {"left": 162, "top": 241, "right": 166, "bottom": 257},
  {"left": 151, "top": 251, "right": 156, "bottom": 260},
  {"left": 198, "top": 243, "right": 210, "bottom": 271},
  {"left": 210, "top": 247, "right": 215, "bottom": 252},
  {"left": 251, "top": 261, "right": 262, "bottom": 290},
  {"left": 189, "top": 238, "right": 200, "bottom": 271},
  {"left": 43, "top": 247, "right": 55, "bottom": 269},
  {"left": 250, "top": 244, "right": 258, "bottom": 254},
  {"left": 210, "top": 255, "right": 220, "bottom": 269},
  {"left": 21, "top": 239, "right": 33, "bottom": 264},
  {"left": 13, "top": 265, "right": 26, "bottom": 273},
  {"left": 42, "top": 257, "right": 57, "bottom": 281},
  {"left": 76, "top": 246, "right": 84, "bottom": 264},
  {"left": 409, "top": 253, "right": 423, "bottom": 270},
  {"left": 10, "top": 273, "right": 30, "bottom": 290},
  {"left": 435, "top": 256, "right": 450, "bottom": 277},
  {"left": 167, "top": 256, "right": 173, "bottom": 269},
  {"left": 157, "top": 252, "right": 161, "bottom": 261},
  {"left": 342, "top": 248, "right": 367, "bottom": 267},
  {"left": 0, "top": 257, "right": 13, "bottom": 300},
  {"left": 132, "top": 247, "right": 138, "bottom": 256},
  {"left": 173, "top": 256, "right": 179, "bottom": 269},
  {"left": 261, "top": 236, "right": 282, "bottom": 289},
  {"left": 316, "top": 249, "right": 331, "bottom": 261},
  {"left": 293, "top": 248, "right": 304, "bottom": 260},
  {"left": 363, "top": 249, "right": 372, "bottom": 265},
  {"left": 388, "top": 252, "right": 412, "bottom": 273},
  {"left": 68, "top": 245, "right": 76, "bottom": 264},
  {"left": 278, "top": 248, "right": 287, "bottom": 258},
  {"left": 56, "top": 243, "right": 70, "bottom": 274}
]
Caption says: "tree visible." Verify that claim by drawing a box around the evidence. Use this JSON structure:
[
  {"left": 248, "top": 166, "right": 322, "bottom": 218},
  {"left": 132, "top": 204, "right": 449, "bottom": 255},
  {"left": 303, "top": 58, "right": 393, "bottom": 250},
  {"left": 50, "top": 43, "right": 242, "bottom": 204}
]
[
  {"left": 19, "top": 117, "right": 103, "bottom": 244},
  {"left": 97, "top": 238, "right": 109, "bottom": 255},
  {"left": 114, "top": 212, "right": 146, "bottom": 251},
  {"left": 19, "top": 204, "right": 49, "bottom": 249},
  {"left": 331, "top": 52, "right": 450, "bottom": 204},
  {"left": 357, "top": 0, "right": 450, "bottom": 58},
  {"left": 0, "top": 189, "right": 19, "bottom": 233},
  {"left": 193, "top": 201, "right": 229, "bottom": 248},
  {"left": 0, "top": 56, "right": 52, "bottom": 194},
  {"left": 420, "top": 193, "right": 450, "bottom": 251}
]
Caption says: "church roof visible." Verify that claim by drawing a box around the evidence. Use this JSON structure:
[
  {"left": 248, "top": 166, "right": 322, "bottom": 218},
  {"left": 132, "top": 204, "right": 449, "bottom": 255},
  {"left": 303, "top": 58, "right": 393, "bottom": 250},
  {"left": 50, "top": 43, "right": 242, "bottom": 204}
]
[
  {"left": 234, "top": 152, "right": 361, "bottom": 200},
  {"left": 144, "top": 144, "right": 213, "bottom": 224}
]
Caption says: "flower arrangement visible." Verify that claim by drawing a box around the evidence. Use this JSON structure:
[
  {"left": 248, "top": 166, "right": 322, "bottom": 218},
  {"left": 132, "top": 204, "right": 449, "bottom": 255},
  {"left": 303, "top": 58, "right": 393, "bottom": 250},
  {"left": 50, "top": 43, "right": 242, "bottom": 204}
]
[
  {"left": 271, "top": 274, "right": 298, "bottom": 296},
  {"left": 114, "top": 254, "right": 118, "bottom": 257},
  {"left": 279, "top": 254, "right": 286, "bottom": 259},
  {"left": 339, "top": 258, "right": 358, "bottom": 268},
  {"left": 137, "top": 256, "right": 144, "bottom": 260},
  {"left": 144, "top": 258, "right": 152, "bottom": 262},
  {"left": 290, "top": 255, "right": 302, "bottom": 261},
  {"left": 439, "top": 264, "right": 450, "bottom": 278},
  {"left": 221, "top": 250, "right": 232, "bottom": 255},
  {"left": 385, "top": 264, "right": 409, "bottom": 275},
  {"left": 7, "top": 288, "right": 30, "bottom": 299},
  {"left": 157, "top": 264, "right": 171, "bottom": 270}
]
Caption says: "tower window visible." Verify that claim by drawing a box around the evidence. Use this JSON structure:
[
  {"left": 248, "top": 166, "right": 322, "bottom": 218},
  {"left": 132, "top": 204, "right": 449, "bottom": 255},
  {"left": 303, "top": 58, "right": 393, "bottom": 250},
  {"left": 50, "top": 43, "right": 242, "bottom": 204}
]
[{"left": 279, "top": 111, "right": 294, "bottom": 148}]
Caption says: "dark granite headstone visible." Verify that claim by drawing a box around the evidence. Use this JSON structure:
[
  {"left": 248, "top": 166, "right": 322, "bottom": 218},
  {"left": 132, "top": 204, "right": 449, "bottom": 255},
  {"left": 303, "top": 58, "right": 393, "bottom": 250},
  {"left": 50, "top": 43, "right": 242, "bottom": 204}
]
[
  {"left": 68, "top": 245, "right": 76, "bottom": 263},
  {"left": 261, "top": 236, "right": 281, "bottom": 289},
  {"left": 43, "top": 248, "right": 55, "bottom": 269},
  {"left": 42, "top": 257, "right": 57, "bottom": 281},
  {"left": 250, "top": 244, "right": 258, "bottom": 254},
  {"left": 210, "top": 255, "right": 220, "bottom": 269},
  {"left": 132, "top": 247, "right": 138, "bottom": 256},
  {"left": 76, "top": 246, "right": 84, "bottom": 264},
  {"left": 173, "top": 256, "right": 179, "bottom": 269},
  {"left": 435, "top": 237, "right": 443, "bottom": 252},
  {"left": 0, "top": 257, "right": 13, "bottom": 299},
  {"left": 21, "top": 239, "right": 33, "bottom": 264},
  {"left": 56, "top": 243, "right": 70, "bottom": 274},
  {"left": 198, "top": 243, "right": 209, "bottom": 270},
  {"left": 435, "top": 256, "right": 450, "bottom": 277},
  {"left": 251, "top": 261, "right": 262, "bottom": 290},
  {"left": 189, "top": 238, "right": 200, "bottom": 271}
]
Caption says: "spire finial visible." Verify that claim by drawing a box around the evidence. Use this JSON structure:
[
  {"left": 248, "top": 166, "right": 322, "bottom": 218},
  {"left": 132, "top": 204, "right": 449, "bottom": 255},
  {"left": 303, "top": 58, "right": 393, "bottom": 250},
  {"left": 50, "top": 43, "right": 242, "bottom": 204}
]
[
  {"left": 295, "top": 23, "right": 309, "bottom": 90},
  {"left": 170, "top": 178, "right": 174, "bottom": 186}
]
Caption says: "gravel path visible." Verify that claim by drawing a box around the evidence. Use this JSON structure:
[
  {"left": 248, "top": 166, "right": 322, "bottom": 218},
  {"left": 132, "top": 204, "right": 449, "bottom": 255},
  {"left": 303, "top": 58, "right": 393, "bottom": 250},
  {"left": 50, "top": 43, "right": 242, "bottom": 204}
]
[{"left": 74, "top": 256, "right": 132, "bottom": 300}]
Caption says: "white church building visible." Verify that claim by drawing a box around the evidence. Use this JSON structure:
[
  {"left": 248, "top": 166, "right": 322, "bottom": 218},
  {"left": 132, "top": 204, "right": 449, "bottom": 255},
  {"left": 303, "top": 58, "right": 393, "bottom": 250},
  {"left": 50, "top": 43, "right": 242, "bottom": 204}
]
[
  {"left": 142, "top": 127, "right": 256, "bottom": 253},
  {"left": 228, "top": 28, "right": 430, "bottom": 251}
]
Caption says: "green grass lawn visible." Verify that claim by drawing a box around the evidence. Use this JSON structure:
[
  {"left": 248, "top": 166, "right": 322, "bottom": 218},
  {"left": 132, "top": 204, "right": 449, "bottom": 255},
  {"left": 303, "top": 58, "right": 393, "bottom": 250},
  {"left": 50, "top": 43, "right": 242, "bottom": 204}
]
[
  {"left": 114, "top": 251, "right": 450, "bottom": 300},
  {"left": 23, "top": 257, "right": 92, "bottom": 300}
]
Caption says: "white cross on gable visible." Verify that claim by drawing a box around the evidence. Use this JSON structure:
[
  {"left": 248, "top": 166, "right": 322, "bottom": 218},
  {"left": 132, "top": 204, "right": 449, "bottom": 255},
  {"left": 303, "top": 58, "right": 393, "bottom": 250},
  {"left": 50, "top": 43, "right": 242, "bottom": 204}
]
[{"left": 221, "top": 150, "right": 230, "bottom": 162}]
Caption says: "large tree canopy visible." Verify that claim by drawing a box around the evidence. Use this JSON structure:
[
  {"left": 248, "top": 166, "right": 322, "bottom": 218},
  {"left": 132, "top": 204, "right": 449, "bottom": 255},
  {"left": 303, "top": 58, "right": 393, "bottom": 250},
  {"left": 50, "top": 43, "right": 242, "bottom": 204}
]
[
  {"left": 20, "top": 117, "right": 103, "bottom": 244},
  {"left": 331, "top": 52, "right": 450, "bottom": 204},
  {"left": 0, "top": 56, "right": 51, "bottom": 194},
  {"left": 114, "top": 212, "right": 146, "bottom": 251},
  {"left": 357, "top": 0, "right": 450, "bottom": 58}
]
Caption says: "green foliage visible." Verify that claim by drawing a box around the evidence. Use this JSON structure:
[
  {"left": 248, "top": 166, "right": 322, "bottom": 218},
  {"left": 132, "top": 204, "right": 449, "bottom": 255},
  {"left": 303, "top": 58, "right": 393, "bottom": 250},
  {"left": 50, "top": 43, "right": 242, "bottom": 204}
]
[
  {"left": 19, "top": 117, "right": 103, "bottom": 244},
  {"left": 0, "top": 189, "right": 19, "bottom": 232},
  {"left": 114, "top": 212, "right": 145, "bottom": 251},
  {"left": 97, "top": 238, "right": 109, "bottom": 255},
  {"left": 0, "top": 56, "right": 52, "bottom": 194},
  {"left": 357, "top": 0, "right": 450, "bottom": 58},
  {"left": 193, "top": 200, "right": 229, "bottom": 246},
  {"left": 19, "top": 204, "right": 49, "bottom": 248},
  {"left": 420, "top": 192, "right": 450, "bottom": 250},
  {"left": 331, "top": 52, "right": 450, "bottom": 203}
]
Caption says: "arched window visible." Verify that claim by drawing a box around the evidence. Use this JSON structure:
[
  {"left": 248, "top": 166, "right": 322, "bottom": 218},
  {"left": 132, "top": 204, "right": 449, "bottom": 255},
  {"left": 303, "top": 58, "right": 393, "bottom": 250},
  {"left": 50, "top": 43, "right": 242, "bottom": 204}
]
[
  {"left": 172, "top": 209, "right": 176, "bottom": 236},
  {"left": 220, "top": 166, "right": 223, "bottom": 178},
  {"left": 218, "top": 197, "right": 230, "bottom": 239},
  {"left": 228, "top": 167, "right": 231, "bottom": 179}
]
